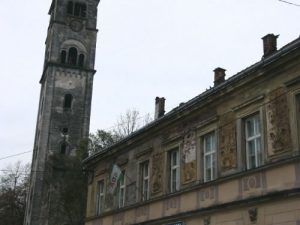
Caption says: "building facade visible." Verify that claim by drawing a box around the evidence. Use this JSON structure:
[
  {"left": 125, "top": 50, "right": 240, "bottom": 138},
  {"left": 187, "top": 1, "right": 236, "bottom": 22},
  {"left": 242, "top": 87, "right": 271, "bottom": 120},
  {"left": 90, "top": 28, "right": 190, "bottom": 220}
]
[
  {"left": 24, "top": 1, "right": 100, "bottom": 225},
  {"left": 84, "top": 35, "right": 300, "bottom": 225}
]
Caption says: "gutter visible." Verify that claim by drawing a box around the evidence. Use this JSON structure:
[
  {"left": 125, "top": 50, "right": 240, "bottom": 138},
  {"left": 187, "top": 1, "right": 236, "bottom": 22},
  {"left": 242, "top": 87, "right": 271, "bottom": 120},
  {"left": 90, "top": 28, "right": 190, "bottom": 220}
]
[{"left": 83, "top": 36, "right": 300, "bottom": 165}]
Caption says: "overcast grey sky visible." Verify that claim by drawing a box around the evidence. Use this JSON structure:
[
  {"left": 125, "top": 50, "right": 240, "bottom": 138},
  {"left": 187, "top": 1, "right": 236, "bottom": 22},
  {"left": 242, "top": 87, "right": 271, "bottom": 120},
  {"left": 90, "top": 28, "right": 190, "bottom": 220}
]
[{"left": 0, "top": 0, "right": 300, "bottom": 170}]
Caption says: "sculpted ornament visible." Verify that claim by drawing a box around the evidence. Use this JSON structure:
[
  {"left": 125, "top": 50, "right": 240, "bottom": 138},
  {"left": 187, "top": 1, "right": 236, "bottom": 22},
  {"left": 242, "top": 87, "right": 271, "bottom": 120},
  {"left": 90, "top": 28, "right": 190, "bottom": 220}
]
[
  {"left": 266, "top": 88, "right": 291, "bottom": 154},
  {"left": 219, "top": 117, "right": 237, "bottom": 170},
  {"left": 182, "top": 130, "right": 197, "bottom": 183},
  {"left": 69, "top": 19, "right": 84, "bottom": 32},
  {"left": 151, "top": 152, "right": 164, "bottom": 193}
]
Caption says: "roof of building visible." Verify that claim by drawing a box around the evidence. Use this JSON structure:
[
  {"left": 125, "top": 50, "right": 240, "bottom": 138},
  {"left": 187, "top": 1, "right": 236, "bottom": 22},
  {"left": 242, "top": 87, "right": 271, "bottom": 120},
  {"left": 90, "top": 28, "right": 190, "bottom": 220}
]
[{"left": 83, "top": 35, "right": 300, "bottom": 165}]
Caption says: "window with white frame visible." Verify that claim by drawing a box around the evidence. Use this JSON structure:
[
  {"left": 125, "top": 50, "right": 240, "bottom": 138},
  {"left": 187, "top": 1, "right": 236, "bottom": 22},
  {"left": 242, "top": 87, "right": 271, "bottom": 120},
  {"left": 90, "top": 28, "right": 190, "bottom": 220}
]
[
  {"left": 169, "top": 148, "right": 180, "bottom": 193},
  {"left": 118, "top": 171, "right": 126, "bottom": 208},
  {"left": 245, "top": 114, "right": 263, "bottom": 169},
  {"left": 203, "top": 132, "right": 216, "bottom": 182},
  {"left": 95, "top": 180, "right": 104, "bottom": 215},
  {"left": 140, "top": 160, "right": 150, "bottom": 201}
]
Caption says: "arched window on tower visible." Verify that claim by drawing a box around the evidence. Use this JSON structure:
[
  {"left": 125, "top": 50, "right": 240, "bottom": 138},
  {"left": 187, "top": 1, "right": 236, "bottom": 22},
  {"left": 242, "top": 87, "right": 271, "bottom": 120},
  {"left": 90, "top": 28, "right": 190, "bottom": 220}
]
[
  {"left": 63, "top": 94, "right": 73, "bottom": 109},
  {"left": 60, "top": 142, "right": 69, "bottom": 155},
  {"left": 68, "top": 47, "right": 78, "bottom": 65},
  {"left": 78, "top": 54, "right": 85, "bottom": 67},
  {"left": 61, "top": 50, "right": 67, "bottom": 64}
]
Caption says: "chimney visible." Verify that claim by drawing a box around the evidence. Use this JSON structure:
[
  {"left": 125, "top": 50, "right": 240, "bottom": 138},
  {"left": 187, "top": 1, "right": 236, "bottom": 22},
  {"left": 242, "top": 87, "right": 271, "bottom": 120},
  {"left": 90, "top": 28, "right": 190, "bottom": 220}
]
[
  {"left": 154, "top": 97, "right": 165, "bottom": 119},
  {"left": 214, "top": 67, "right": 226, "bottom": 86},
  {"left": 262, "top": 34, "right": 279, "bottom": 57}
]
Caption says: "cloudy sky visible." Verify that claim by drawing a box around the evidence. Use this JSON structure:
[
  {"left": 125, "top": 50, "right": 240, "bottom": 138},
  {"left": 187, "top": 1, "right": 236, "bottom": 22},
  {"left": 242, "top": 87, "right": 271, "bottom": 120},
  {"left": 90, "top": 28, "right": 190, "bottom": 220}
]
[{"left": 0, "top": 0, "right": 300, "bottom": 170}]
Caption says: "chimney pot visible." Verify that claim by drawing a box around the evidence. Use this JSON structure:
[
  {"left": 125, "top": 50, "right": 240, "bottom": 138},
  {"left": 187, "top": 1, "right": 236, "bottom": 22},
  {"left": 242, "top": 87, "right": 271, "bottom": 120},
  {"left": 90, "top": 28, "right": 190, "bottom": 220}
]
[
  {"left": 262, "top": 34, "right": 279, "bottom": 57},
  {"left": 214, "top": 67, "right": 226, "bottom": 86},
  {"left": 155, "top": 97, "right": 165, "bottom": 119}
]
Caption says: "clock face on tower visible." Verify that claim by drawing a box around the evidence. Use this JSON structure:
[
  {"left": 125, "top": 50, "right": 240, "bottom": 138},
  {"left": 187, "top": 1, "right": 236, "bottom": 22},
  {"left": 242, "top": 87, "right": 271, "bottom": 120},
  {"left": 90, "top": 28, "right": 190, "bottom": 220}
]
[{"left": 69, "top": 20, "right": 84, "bottom": 32}]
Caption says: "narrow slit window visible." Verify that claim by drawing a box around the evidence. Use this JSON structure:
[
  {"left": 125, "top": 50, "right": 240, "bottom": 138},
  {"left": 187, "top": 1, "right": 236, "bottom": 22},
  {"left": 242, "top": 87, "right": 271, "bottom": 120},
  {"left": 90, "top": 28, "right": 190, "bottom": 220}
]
[
  {"left": 60, "top": 142, "right": 68, "bottom": 155},
  {"left": 78, "top": 54, "right": 85, "bottom": 67},
  {"left": 62, "top": 128, "right": 69, "bottom": 135},
  {"left": 61, "top": 50, "right": 67, "bottom": 64},
  {"left": 64, "top": 94, "right": 73, "bottom": 109}
]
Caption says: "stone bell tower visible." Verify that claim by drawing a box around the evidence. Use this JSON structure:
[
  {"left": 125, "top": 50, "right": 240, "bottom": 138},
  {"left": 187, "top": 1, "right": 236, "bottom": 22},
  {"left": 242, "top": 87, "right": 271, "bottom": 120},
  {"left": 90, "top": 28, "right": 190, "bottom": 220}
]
[{"left": 24, "top": 0, "right": 100, "bottom": 224}]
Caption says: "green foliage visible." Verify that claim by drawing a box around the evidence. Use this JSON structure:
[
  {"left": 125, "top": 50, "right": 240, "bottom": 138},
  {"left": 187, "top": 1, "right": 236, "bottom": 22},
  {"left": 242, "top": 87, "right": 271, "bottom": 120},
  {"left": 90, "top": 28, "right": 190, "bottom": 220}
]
[
  {"left": 88, "top": 110, "right": 153, "bottom": 155},
  {"left": 47, "top": 142, "right": 88, "bottom": 225},
  {"left": 0, "top": 162, "right": 30, "bottom": 225},
  {"left": 88, "top": 129, "right": 119, "bottom": 154}
]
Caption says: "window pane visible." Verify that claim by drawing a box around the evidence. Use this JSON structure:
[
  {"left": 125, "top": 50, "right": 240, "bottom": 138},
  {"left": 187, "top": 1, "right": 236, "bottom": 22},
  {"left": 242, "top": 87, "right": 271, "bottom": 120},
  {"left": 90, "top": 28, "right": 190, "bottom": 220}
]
[
  {"left": 212, "top": 153, "right": 216, "bottom": 177},
  {"left": 144, "top": 162, "right": 149, "bottom": 177},
  {"left": 120, "top": 174, "right": 124, "bottom": 186},
  {"left": 247, "top": 140, "right": 255, "bottom": 154},
  {"left": 96, "top": 180, "right": 104, "bottom": 215},
  {"left": 172, "top": 151, "right": 177, "bottom": 166},
  {"left": 203, "top": 132, "right": 216, "bottom": 182},
  {"left": 256, "top": 137, "right": 262, "bottom": 166},
  {"left": 68, "top": 47, "right": 78, "bottom": 65},
  {"left": 245, "top": 114, "right": 263, "bottom": 169},
  {"left": 205, "top": 155, "right": 211, "bottom": 169},
  {"left": 206, "top": 168, "right": 211, "bottom": 181},
  {"left": 255, "top": 117, "right": 261, "bottom": 135},
  {"left": 246, "top": 119, "right": 254, "bottom": 137},
  {"left": 169, "top": 149, "right": 179, "bottom": 192},
  {"left": 141, "top": 161, "right": 149, "bottom": 201},
  {"left": 205, "top": 136, "right": 211, "bottom": 152},
  {"left": 118, "top": 172, "right": 125, "bottom": 207}
]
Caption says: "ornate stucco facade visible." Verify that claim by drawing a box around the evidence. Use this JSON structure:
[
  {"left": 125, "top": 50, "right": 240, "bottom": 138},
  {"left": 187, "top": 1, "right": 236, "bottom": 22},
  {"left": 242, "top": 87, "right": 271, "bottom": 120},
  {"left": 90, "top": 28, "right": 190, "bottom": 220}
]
[{"left": 84, "top": 35, "right": 300, "bottom": 225}]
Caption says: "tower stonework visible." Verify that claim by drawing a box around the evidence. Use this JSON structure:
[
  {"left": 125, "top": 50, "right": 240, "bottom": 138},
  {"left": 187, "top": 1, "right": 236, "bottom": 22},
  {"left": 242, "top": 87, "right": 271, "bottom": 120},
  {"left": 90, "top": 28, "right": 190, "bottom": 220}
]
[{"left": 24, "top": 1, "right": 100, "bottom": 225}]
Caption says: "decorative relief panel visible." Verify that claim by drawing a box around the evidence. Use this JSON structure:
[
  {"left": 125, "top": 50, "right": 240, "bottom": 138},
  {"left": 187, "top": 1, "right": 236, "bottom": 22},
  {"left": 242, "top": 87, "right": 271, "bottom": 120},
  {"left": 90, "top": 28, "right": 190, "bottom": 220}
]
[
  {"left": 163, "top": 196, "right": 180, "bottom": 216},
  {"left": 135, "top": 205, "right": 149, "bottom": 222},
  {"left": 112, "top": 212, "right": 125, "bottom": 225},
  {"left": 242, "top": 174, "right": 262, "bottom": 191},
  {"left": 219, "top": 113, "right": 237, "bottom": 170},
  {"left": 197, "top": 186, "right": 218, "bottom": 207},
  {"left": 182, "top": 130, "right": 197, "bottom": 184},
  {"left": 266, "top": 87, "right": 292, "bottom": 154},
  {"left": 239, "top": 173, "right": 266, "bottom": 199},
  {"left": 92, "top": 219, "right": 103, "bottom": 225},
  {"left": 151, "top": 152, "right": 164, "bottom": 194}
]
